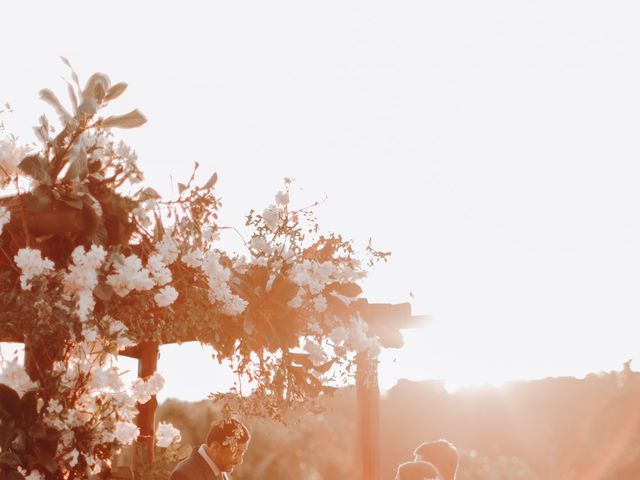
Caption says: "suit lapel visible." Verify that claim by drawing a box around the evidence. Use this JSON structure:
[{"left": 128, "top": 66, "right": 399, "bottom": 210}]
[{"left": 192, "top": 449, "right": 218, "bottom": 480}]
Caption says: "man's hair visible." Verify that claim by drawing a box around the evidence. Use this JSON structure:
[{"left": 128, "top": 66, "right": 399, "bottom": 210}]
[
  {"left": 395, "top": 460, "right": 440, "bottom": 480},
  {"left": 413, "top": 439, "right": 458, "bottom": 480},
  {"left": 206, "top": 418, "right": 250, "bottom": 446}
]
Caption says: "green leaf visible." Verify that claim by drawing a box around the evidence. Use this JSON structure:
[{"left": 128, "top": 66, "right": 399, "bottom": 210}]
[
  {"left": 25, "top": 185, "right": 53, "bottom": 212},
  {"left": 0, "top": 451, "right": 21, "bottom": 468},
  {"left": 202, "top": 172, "right": 218, "bottom": 190},
  {"left": 66, "top": 81, "right": 78, "bottom": 115},
  {"left": 62, "top": 147, "right": 88, "bottom": 182},
  {"left": 101, "top": 109, "right": 147, "bottom": 129},
  {"left": 32, "top": 115, "right": 49, "bottom": 145},
  {"left": 61, "top": 198, "right": 83, "bottom": 209},
  {"left": 18, "top": 155, "right": 51, "bottom": 185},
  {"left": 39, "top": 88, "right": 71, "bottom": 123},
  {"left": 270, "top": 276, "right": 299, "bottom": 303},
  {"left": 82, "top": 73, "right": 111, "bottom": 104},
  {"left": 153, "top": 213, "right": 165, "bottom": 242},
  {"left": 312, "top": 359, "right": 335, "bottom": 374},
  {"left": 138, "top": 187, "right": 161, "bottom": 203},
  {"left": 34, "top": 443, "right": 58, "bottom": 473},
  {"left": 104, "top": 82, "right": 128, "bottom": 102},
  {"left": 0, "top": 384, "right": 21, "bottom": 420},
  {"left": 94, "top": 283, "right": 113, "bottom": 302},
  {"left": 6, "top": 470, "right": 25, "bottom": 480},
  {"left": 87, "top": 222, "right": 108, "bottom": 246},
  {"left": 20, "top": 391, "right": 38, "bottom": 423}
]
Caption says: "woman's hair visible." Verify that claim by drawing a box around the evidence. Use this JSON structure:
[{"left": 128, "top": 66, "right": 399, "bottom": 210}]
[
  {"left": 395, "top": 460, "right": 440, "bottom": 480},
  {"left": 413, "top": 439, "right": 458, "bottom": 480}
]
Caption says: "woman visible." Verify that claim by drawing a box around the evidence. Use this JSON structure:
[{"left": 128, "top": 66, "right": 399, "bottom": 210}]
[{"left": 395, "top": 460, "right": 441, "bottom": 480}]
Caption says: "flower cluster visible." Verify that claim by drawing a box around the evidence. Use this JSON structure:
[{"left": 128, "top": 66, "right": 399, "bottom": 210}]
[
  {"left": 0, "top": 133, "right": 31, "bottom": 186},
  {"left": 0, "top": 66, "right": 386, "bottom": 477},
  {"left": 63, "top": 245, "right": 107, "bottom": 321},
  {"left": 14, "top": 248, "right": 55, "bottom": 290},
  {"left": 0, "top": 358, "right": 38, "bottom": 396}
]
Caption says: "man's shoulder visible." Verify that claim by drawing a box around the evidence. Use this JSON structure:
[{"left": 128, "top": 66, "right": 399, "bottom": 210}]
[{"left": 170, "top": 449, "right": 206, "bottom": 479}]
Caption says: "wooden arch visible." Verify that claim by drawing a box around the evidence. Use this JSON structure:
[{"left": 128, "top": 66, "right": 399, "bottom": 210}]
[{"left": 1, "top": 301, "right": 425, "bottom": 480}]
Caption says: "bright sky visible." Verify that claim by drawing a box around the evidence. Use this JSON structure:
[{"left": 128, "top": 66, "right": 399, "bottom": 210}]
[{"left": 2, "top": 1, "right": 640, "bottom": 401}]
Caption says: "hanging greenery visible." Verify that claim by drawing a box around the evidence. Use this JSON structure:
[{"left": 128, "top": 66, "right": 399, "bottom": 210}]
[{"left": 0, "top": 61, "right": 387, "bottom": 479}]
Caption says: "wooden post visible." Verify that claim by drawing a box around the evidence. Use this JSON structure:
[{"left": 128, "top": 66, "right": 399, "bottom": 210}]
[
  {"left": 134, "top": 341, "right": 159, "bottom": 476},
  {"left": 24, "top": 335, "right": 58, "bottom": 383},
  {"left": 356, "top": 352, "right": 380, "bottom": 480}
]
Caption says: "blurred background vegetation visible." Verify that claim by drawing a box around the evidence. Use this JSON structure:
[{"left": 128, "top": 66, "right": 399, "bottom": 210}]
[{"left": 131, "top": 363, "right": 640, "bottom": 479}]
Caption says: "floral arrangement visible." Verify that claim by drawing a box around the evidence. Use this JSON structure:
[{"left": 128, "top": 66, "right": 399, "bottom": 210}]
[{"left": 0, "top": 61, "right": 386, "bottom": 479}]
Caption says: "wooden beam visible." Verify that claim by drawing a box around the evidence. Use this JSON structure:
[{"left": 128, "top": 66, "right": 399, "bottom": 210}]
[{"left": 356, "top": 300, "right": 430, "bottom": 348}]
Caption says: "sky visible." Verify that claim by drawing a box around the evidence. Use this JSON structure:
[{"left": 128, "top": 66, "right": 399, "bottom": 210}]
[{"left": 2, "top": 1, "right": 640, "bottom": 401}]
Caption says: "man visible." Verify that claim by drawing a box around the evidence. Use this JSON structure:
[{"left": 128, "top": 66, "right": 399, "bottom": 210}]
[
  {"left": 413, "top": 439, "right": 459, "bottom": 480},
  {"left": 169, "top": 418, "right": 250, "bottom": 480}
]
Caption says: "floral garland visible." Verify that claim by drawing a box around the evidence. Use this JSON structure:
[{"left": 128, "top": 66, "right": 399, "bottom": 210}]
[{"left": 0, "top": 62, "right": 386, "bottom": 479}]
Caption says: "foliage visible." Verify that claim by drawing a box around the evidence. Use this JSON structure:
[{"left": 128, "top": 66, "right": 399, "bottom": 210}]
[
  {"left": 0, "top": 384, "right": 59, "bottom": 480},
  {"left": 0, "top": 62, "right": 384, "bottom": 477}
]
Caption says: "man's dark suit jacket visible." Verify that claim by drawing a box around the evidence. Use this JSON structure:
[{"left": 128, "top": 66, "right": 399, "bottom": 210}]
[{"left": 169, "top": 448, "right": 226, "bottom": 480}]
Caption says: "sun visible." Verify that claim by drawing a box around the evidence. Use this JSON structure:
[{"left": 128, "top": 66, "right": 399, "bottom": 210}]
[{"left": 377, "top": 327, "right": 535, "bottom": 393}]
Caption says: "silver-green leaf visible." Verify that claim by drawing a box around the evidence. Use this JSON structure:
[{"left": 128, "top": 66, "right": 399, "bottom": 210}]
[
  {"left": 104, "top": 82, "right": 128, "bottom": 102},
  {"left": 101, "top": 109, "right": 147, "bottom": 129}
]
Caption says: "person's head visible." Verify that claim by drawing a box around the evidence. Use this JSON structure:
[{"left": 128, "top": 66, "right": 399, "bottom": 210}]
[
  {"left": 395, "top": 460, "right": 440, "bottom": 480},
  {"left": 413, "top": 439, "right": 458, "bottom": 480},
  {"left": 204, "top": 418, "right": 250, "bottom": 473}
]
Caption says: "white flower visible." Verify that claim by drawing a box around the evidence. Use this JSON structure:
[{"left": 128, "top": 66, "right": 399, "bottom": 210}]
[
  {"left": 81, "top": 325, "right": 98, "bottom": 342},
  {"left": 289, "top": 260, "right": 336, "bottom": 295},
  {"left": 65, "top": 448, "right": 80, "bottom": 467},
  {"left": 181, "top": 249, "right": 203, "bottom": 268},
  {"left": 200, "top": 251, "right": 247, "bottom": 315},
  {"left": 233, "top": 255, "right": 249, "bottom": 273},
  {"left": 24, "top": 469, "right": 45, "bottom": 480},
  {"left": 0, "top": 206, "right": 10, "bottom": 235},
  {"left": 106, "top": 254, "right": 154, "bottom": 296},
  {"left": 63, "top": 245, "right": 106, "bottom": 321},
  {"left": 0, "top": 358, "right": 38, "bottom": 396},
  {"left": 131, "top": 372, "right": 165, "bottom": 404},
  {"left": 202, "top": 227, "right": 220, "bottom": 242},
  {"left": 14, "top": 248, "right": 54, "bottom": 290},
  {"left": 155, "top": 235, "right": 179, "bottom": 264},
  {"left": 147, "top": 254, "right": 172, "bottom": 286},
  {"left": 115, "top": 140, "right": 143, "bottom": 183},
  {"left": 132, "top": 206, "right": 151, "bottom": 228},
  {"left": 249, "top": 236, "right": 272, "bottom": 254},
  {"left": 154, "top": 285, "right": 178, "bottom": 307},
  {"left": 0, "top": 135, "right": 30, "bottom": 184},
  {"left": 113, "top": 421, "right": 140, "bottom": 445},
  {"left": 304, "top": 339, "right": 327, "bottom": 366},
  {"left": 222, "top": 295, "right": 248, "bottom": 316},
  {"left": 347, "top": 317, "right": 381, "bottom": 357},
  {"left": 109, "top": 319, "right": 127, "bottom": 335},
  {"left": 313, "top": 295, "right": 328, "bottom": 313},
  {"left": 46, "top": 399, "right": 63, "bottom": 415},
  {"left": 262, "top": 204, "right": 282, "bottom": 231},
  {"left": 91, "top": 366, "right": 124, "bottom": 391},
  {"left": 275, "top": 190, "right": 289, "bottom": 206},
  {"left": 287, "top": 288, "right": 304, "bottom": 309},
  {"left": 156, "top": 422, "right": 181, "bottom": 448},
  {"left": 328, "top": 326, "right": 348, "bottom": 345}
]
